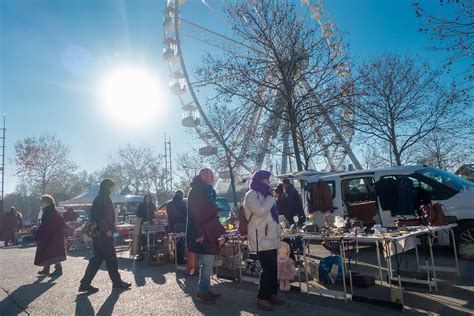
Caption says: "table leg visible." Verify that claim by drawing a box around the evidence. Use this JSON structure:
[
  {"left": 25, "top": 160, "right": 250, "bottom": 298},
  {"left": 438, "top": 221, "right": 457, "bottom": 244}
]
[
  {"left": 174, "top": 236, "right": 178, "bottom": 273},
  {"left": 427, "top": 234, "right": 438, "bottom": 291},
  {"left": 396, "top": 242, "right": 404, "bottom": 306},
  {"left": 450, "top": 229, "right": 460, "bottom": 276},
  {"left": 385, "top": 242, "right": 392, "bottom": 288},
  {"left": 339, "top": 241, "right": 348, "bottom": 302},
  {"left": 303, "top": 239, "right": 310, "bottom": 296},
  {"left": 415, "top": 244, "right": 420, "bottom": 272},
  {"left": 239, "top": 239, "right": 243, "bottom": 283},
  {"left": 344, "top": 241, "right": 353, "bottom": 296},
  {"left": 375, "top": 240, "right": 383, "bottom": 285}
]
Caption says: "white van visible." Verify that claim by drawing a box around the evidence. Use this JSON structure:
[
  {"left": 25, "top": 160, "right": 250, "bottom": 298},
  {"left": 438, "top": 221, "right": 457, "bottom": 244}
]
[{"left": 287, "top": 166, "right": 474, "bottom": 247}]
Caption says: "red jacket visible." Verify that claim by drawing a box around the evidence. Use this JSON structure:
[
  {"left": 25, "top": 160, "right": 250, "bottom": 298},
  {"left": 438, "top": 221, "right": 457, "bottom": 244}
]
[
  {"left": 186, "top": 177, "right": 225, "bottom": 255},
  {"left": 34, "top": 205, "right": 66, "bottom": 266}
]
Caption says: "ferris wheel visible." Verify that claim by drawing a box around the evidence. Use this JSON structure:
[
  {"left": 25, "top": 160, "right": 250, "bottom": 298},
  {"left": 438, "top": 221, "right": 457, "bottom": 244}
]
[{"left": 163, "top": 0, "right": 362, "bottom": 176}]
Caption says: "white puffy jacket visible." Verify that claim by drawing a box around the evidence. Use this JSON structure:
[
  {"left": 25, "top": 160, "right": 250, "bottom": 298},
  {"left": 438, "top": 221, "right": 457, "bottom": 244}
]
[{"left": 243, "top": 189, "right": 280, "bottom": 252}]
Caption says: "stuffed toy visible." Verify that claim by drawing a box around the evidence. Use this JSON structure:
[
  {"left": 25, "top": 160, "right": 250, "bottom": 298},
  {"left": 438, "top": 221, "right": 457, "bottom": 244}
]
[{"left": 277, "top": 241, "right": 295, "bottom": 292}]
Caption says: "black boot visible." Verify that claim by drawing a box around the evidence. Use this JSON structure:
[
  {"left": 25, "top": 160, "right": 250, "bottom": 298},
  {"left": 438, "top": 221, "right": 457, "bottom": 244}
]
[
  {"left": 38, "top": 266, "right": 50, "bottom": 275},
  {"left": 50, "top": 264, "right": 63, "bottom": 277}
]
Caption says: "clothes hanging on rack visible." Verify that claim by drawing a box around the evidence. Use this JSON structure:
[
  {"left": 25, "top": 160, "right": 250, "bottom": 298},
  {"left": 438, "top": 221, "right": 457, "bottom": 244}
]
[{"left": 311, "top": 180, "right": 334, "bottom": 213}]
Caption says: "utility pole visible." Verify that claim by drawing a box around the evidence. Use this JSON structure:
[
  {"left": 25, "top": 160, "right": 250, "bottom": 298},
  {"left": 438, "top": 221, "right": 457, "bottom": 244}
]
[
  {"left": 1, "top": 114, "right": 6, "bottom": 212},
  {"left": 164, "top": 134, "right": 173, "bottom": 192}
]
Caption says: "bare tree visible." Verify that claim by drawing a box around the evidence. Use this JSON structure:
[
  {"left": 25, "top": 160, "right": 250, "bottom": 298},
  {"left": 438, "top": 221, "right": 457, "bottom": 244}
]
[
  {"left": 14, "top": 134, "right": 78, "bottom": 194},
  {"left": 416, "top": 131, "right": 474, "bottom": 171},
  {"left": 413, "top": 0, "right": 473, "bottom": 80},
  {"left": 142, "top": 156, "right": 166, "bottom": 199},
  {"left": 195, "top": 1, "right": 352, "bottom": 172},
  {"left": 174, "top": 152, "right": 202, "bottom": 193},
  {"left": 4, "top": 181, "right": 40, "bottom": 223},
  {"left": 47, "top": 170, "right": 97, "bottom": 202},
  {"left": 96, "top": 164, "right": 130, "bottom": 194},
  {"left": 201, "top": 103, "right": 249, "bottom": 209},
  {"left": 358, "top": 140, "right": 389, "bottom": 170},
  {"left": 105, "top": 144, "right": 163, "bottom": 195},
  {"left": 352, "top": 54, "right": 471, "bottom": 166}
]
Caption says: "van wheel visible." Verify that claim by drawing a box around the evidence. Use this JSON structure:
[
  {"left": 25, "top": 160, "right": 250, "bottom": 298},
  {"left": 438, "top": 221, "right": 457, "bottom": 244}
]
[
  {"left": 458, "top": 223, "right": 474, "bottom": 245},
  {"left": 457, "top": 222, "right": 474, "bottom": 260}
]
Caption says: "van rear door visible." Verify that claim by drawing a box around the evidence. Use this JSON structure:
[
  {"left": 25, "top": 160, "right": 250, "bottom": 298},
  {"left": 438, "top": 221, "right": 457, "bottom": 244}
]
[{"left": 340, "top": 175, "right": 380, "bottom": 226}]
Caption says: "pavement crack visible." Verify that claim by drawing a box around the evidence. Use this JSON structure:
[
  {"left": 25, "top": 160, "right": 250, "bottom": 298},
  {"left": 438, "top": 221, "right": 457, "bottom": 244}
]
[{"left": 1, "top": 286, "right": 30, "bottom": 315}]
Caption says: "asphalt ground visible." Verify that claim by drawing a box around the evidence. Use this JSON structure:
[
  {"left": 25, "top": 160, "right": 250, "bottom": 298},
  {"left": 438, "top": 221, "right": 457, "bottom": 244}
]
[{"left": 0, "top": 243, "right": 473, "bottom": 316}]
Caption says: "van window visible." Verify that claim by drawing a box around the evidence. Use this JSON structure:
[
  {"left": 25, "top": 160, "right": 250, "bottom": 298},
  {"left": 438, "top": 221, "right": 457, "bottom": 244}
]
[
  {"left": 215, "top": 197, "right": 231, "bottom": 212},
  {"left": 416, "top": 168, "right": 474, "bottom": 192},
  {"left": 327, "top": 181, "right": 336, "bottom": 199},
  {"left": 342, "top": 177, "right": 376, "bottom": 203},
  {"left": 411, "top": 173, "right": 458, "bottom": 201},
  {"left": 341, "top": 177, "right": 378, "bottom": 224},
  {"left": 379, "top": 174, "right": 456, "bottom": 204}
]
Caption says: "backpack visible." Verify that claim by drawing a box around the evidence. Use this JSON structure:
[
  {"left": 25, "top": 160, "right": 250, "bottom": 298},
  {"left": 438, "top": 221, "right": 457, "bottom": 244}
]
[{"left": 238, "top": 205, "right": 253, "bottom": 236}]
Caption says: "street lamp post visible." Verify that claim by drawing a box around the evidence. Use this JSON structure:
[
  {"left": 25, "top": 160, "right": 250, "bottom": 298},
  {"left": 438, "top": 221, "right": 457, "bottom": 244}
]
[{"left": 1, "top": 114, "right": 6, "bottom": 212}]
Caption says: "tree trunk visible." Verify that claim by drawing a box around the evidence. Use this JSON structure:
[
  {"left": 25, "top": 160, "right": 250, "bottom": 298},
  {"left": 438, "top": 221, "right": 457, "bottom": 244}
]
[
  {"left": 287, "top": 102, "right": 304, "bottom": 172},
  {"left": 41, "top": 176, "right": 46, "bottom": 195},
  {"left": 392, "top": 144, "right": 402, "bottom": 166},
  {"left": 226, "top": 153, "right": 239, "bottom": 211}
]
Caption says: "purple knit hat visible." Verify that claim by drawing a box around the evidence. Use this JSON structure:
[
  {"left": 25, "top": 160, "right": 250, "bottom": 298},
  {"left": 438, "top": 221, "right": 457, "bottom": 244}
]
[{"left": 252, "top": 170, "right": 272, "bottom": 182}]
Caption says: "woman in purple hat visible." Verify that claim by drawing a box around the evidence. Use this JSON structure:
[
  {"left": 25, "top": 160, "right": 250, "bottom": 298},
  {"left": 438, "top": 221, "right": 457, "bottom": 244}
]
[{"left": 243, "top": 170, "right": 284, "bottom": 311}]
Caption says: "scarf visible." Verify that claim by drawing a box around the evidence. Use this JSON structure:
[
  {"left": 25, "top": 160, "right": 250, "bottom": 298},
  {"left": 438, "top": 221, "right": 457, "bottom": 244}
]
[{"left": 249, "top": 180, "right": 278, "bottom": 223}]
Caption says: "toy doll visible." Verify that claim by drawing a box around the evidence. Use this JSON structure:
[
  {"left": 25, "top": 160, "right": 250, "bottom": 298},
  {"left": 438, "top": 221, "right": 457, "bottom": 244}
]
[{"left": 277, "top": 241, "right": 295, "bottom": 291}]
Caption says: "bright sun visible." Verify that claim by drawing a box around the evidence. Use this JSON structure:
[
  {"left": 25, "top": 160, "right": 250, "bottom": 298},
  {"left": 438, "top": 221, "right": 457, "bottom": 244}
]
[{"left": 100, "top": 66, "right": 163, "bottom": 127}]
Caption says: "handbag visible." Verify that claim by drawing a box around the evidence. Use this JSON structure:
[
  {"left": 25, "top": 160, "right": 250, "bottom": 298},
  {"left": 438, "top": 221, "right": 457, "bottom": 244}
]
[
  {"left": 395, "top": 216, "right": 422, "bottom": 227},
  {"left": 203, "top": 217, "right": 226, "bottom": 242},
  {"left": 83, "top": 221, "right": 101, "bottom": 239},
  {"left": 421, "top": 203, "right": 448, "bottom": 226}
]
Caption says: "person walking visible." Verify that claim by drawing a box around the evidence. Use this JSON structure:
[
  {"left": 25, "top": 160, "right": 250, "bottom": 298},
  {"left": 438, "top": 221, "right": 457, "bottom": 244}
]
[
  {"left": 282, "top": 179, "right": 305, "bottom": 225},
  {"left": 186, "top": 168, "right": 225, "bottom": 305},
  {"left": 34, "top": 195, "right": 67, "bottom": 276},
  {"left": 3, "top": 207, "right": 18, "bottom": 247},
  {"left": 166, "top": 190, "right": 187, "bottom": 264},
  {"left": 244, "top": 170, "right": 284, "bottom": 311},
  {"left": 79, "top": 179, "right": 131, "bottom": 293}
]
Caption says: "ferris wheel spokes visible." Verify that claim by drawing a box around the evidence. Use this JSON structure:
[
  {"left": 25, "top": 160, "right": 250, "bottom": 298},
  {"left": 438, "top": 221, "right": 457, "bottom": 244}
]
[{"left": 163, "top": 0, "right": 361, "bottom": 176}]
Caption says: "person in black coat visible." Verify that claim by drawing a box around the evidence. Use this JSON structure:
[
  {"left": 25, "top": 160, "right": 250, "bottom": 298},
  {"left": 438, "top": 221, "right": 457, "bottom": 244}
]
[
  {"left": 79, "top": 179, "right": 131, "bottom": 293},
  {"left": 34, "top": 196, "right": 66, "bottom": 276},
  {"left": 136, "top": 195, "right": 156, "bottom": 222},
  {"left": 282, "top": 179, "right": 305, "bottom": 225},
  {"left": 167, "top": 190, "right": 187, "bottom": 264},
  {"left": 136, "top": 194, "right": 156, "bottom": 253},
  {"left": 186, "top": 169, "right": 225, "bottom": 304}
]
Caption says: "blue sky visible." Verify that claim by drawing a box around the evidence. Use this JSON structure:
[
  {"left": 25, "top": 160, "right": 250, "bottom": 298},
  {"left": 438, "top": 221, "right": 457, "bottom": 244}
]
[{"left": 0, "top": 0, "right": 468, "bottom": 194}]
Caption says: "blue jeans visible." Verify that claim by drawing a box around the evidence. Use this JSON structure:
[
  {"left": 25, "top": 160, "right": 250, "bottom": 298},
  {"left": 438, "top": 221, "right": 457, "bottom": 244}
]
[{"left": 198, "top": 254, "right": 214, "bottom": 293}]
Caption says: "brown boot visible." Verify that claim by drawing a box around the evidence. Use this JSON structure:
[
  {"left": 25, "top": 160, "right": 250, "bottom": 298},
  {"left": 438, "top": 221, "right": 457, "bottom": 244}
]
[
  {"left": 257, "top": 299, "right": 272, "bottom": 311},
  {"left": 270, "top": 295, "right": 285, "bottom": 305},
  {"left": 196, "top": 292, "right": 216, "bottom": 305}
]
